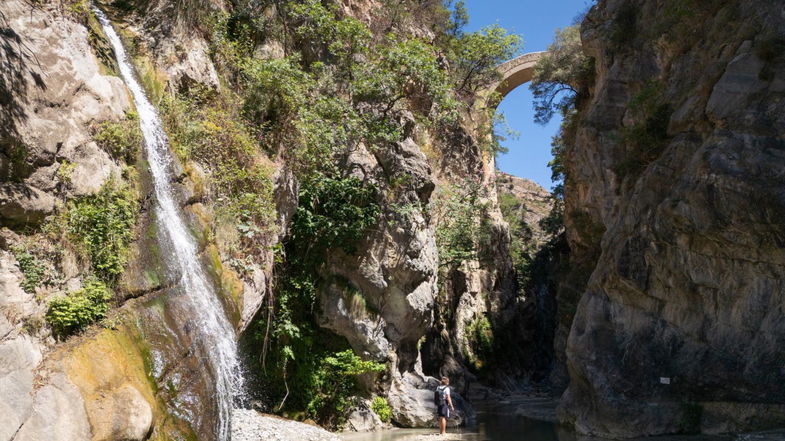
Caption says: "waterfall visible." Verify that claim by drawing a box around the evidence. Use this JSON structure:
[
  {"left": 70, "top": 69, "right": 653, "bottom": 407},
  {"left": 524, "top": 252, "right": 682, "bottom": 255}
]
[{"left": 93, "top": 8, "right": 243, "bottom": 440}]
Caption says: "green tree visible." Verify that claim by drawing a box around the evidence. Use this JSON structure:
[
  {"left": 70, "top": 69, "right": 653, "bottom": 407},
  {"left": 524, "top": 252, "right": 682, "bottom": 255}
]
[
  {"left": 529, "top": 25, "right": 592, "bottom": 124},
  {"left": 450, "top": 24, "right": 522, "bottom": 95},
  {"left": 435, "top": 180, "right": 491, "bottom": 267}
]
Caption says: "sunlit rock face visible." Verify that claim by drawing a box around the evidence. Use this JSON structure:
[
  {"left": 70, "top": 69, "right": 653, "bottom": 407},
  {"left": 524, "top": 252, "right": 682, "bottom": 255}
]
[
  {"left": 558, "top": 0, "right": 785, "bottom": 437},
  {"left": 0, "top": 1, "right": 247, "bottom": 439},
  {"left": 0, "top": 0, "right": 129, "bottom": 227}
]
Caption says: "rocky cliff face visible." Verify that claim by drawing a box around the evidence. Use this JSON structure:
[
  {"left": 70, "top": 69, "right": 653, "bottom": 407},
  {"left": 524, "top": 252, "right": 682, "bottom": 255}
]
[
  {"left": 1, "top": 0, "right": 546, "bottom": 438},
  {"left": 559, "top": 0, "right": 785, "bottom": 437},
  {"left": 20, "top": 0, "right": 779, "bottom": 438},
  {"left": 0, "top": 1, "right": 260, "bottom": 439}
]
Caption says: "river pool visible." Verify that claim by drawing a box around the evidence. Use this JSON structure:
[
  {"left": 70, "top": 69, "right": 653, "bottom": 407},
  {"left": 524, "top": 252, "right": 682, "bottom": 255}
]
[{"left": 339, "top": 399, "right": 749, "bottom": 441}]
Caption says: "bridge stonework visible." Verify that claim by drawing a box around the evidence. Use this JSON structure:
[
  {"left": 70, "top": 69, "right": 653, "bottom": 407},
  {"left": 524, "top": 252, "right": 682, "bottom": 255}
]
[{"left": 489, "top": 51, "right": 546, "bottom": 101}]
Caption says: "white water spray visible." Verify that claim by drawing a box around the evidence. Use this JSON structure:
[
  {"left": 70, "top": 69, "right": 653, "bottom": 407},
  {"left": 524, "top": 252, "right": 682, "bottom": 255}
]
[{"left": 93, "top": 8, "right": 242, "bottom": 440}]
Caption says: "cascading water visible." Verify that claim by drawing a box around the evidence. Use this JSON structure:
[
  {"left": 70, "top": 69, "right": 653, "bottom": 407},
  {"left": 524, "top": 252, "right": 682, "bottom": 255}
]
[{"left": 93, "top": 7, "right": 243, "bottom": 440}]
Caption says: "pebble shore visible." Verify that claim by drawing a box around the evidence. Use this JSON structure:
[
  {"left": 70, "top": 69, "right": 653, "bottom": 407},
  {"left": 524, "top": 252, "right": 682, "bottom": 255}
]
[{"left": 232, "top": 409, "right": 340, "bottom": 441}]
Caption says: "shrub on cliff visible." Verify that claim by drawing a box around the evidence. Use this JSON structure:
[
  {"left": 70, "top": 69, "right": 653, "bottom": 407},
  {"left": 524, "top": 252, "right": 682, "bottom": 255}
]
[
  {"left": 530, "top": 25, "right": 594, "bottom": 235},
  {"left": 93, "top": 112, "right": 143, "bottom": 163},
  {"left": 46, "top": 277, "right": 112, "bottom": 339},
  {"left": 254, "top": 175, "right": 382, "bottom": 426},
  {"left": 615, "top": 81, "right": 672, "bottom": 181},
  {"left": 450, "top": 24, "right": 522, "bottom": 96},
  {"left": 60, "top": 179, "right": 139, "bottom": 283},
  {"left": 371, "top": 396, "right": 392, "bottom": 423},
  {"left": 305, "top": 350, "right": 385, "bottom": 427},
  {"left": 12, "top": 248, "right": 47, "bottom": 294}
]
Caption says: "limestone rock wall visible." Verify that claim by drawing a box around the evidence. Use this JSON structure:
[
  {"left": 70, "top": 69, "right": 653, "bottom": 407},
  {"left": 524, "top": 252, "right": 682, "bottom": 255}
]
[
  {"left": 1, "top": 0, "right": 554, "bottom": 437},
  {"left": 559, "top": 0, "right": 785, "bottom": 437},
  {"left": 0, "top": 1, "right": 268, "bottom": 439}
]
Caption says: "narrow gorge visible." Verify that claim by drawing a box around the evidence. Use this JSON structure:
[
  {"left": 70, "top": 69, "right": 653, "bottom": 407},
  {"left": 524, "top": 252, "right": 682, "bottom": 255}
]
[{"left": 1, "top": 0, "right": 784, "bottom": 440}]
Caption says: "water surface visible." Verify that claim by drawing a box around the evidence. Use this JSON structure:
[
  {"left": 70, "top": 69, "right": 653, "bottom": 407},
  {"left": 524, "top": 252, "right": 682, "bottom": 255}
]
[{"left": 341, "top": 400, "right": 745, "bottom": 441}]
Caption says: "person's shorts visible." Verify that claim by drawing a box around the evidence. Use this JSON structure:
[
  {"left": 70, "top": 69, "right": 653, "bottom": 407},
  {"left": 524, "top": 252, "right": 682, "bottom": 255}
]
[{"left": 437, "top": 404, "right": 451, "bottom": 418}]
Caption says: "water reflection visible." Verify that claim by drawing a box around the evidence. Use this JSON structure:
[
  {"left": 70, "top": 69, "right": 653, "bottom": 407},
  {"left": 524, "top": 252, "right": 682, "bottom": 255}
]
[
  {"left": 341, "top": 404, "right": 746, "bottom": 441},
  {"left": 341, "top": 408, "right": 575, "bottom": 441}
]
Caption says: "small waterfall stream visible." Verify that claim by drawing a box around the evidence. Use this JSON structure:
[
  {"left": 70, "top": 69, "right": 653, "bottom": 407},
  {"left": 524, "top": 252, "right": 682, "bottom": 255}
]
[{"left": 93, "top": 7, "right": 243, "bottom": 441}]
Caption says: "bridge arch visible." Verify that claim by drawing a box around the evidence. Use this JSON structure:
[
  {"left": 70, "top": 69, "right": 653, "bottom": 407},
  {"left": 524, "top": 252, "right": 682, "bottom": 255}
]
[{"left": 488, "top": 51, "right": 546, "bottom": 103}]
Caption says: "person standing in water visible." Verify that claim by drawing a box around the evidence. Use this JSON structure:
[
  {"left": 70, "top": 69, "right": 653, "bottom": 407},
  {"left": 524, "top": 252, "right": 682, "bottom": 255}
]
[{"left": 435, "top": 376, "right": 455, "bottom": 435}]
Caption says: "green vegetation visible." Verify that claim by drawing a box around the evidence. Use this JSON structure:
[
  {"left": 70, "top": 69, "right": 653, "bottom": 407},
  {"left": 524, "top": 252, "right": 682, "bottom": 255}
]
[
  {"left": 161, "top": 91, "right": 277, "bottom": 252},
  {"left": 434, "top": 181, "right": 492, "bottom": 267},
  {"left": 497, "top": 191, "right": 538, "bottom": 288},
  {"left": 116, "top": 0, "right": 522, "bottom": 424},
  {"left": 11, "top": 248, "right": 47, "bottom": 294},
  {"left": 450, "top": 24, "right": 522, "bottom": 96},
  {"left": 530, "top": 24, "right": 595, "bottom": 231},
  {"left": 46, "top": 277, "right": 112, "bottom": 339},
  {"left": 291, "top": 176, "right": 381, "bottom": 255},
  {"left": 530, "top": 26, "right": 592, "bottom": 125},
  {"left": 254, "top": 175, "right": 382, "bottom": 427},
  {"left": 615, "top": 81, "right": 672, "bottom": 182},
  {"left": 203, "top": 1, "right": 521, "bottom": 420},
  {"left": 658, "top": 0, "right": 737, "bottom": 51},
  {"left": 305, "top": 350, "right": 385, "bottom": 426},
  {"left": 465, "top": 315, "right": 494, "bottom": 370},
  {"left": 371, "top": 396, "right": 392, "bottom": 423},
  {"left": 94, "top": 112, "right": 143, "bottom": 163},
  {"left": 62, "top": 179, "right": 139, "bottom": 283}
]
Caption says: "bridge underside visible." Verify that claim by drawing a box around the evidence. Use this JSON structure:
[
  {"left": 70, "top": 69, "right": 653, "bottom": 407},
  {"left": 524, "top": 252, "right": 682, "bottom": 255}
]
[{"left": 489, "top": 51, "right": 545, "bottom": 103}]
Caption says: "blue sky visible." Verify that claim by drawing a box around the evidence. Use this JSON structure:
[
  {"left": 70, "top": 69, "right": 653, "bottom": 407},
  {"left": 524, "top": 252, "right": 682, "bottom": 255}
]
[{"left": 463, "top": 0, "right": 593, "bottom": 189}]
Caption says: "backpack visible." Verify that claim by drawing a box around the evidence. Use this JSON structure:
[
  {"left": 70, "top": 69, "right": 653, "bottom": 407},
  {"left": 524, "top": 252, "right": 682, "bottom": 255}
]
[{"left": 434, "top": 385, "right": 448, "bottom": 405}]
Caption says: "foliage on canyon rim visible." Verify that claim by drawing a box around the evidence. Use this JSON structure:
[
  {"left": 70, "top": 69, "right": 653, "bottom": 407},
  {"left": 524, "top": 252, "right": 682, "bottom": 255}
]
[
  {"left": 530, "top": 25, "right": 592, "bottom": 125},
  {"left": 530, "top": 24, "right": 593, "bottom": 225}
]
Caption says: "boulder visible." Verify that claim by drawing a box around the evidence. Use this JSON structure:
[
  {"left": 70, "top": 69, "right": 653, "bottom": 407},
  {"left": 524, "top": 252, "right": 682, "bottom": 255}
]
[
  {"left": 13, "top": 373, "right": 93, "bottom": 441},
  {"left": 91, "top": 384, "right": 154, "bottom": 441},
  {"left": 343, "top": 399, "right": 386, "bottom": 432},
  {"left": 387, "top": 370, "right": 474, "bottom": 429}
]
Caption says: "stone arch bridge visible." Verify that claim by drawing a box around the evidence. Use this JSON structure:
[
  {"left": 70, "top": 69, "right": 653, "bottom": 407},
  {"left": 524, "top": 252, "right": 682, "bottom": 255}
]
[{"left": 488, "top": 51, "right": 546, "bottom": 103}]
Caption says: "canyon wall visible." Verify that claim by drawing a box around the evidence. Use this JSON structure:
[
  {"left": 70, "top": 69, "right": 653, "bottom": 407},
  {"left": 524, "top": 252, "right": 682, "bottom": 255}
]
[
  {"left": 559, "top": 0, "right": 785, "bottom": 436},
  {"left": 1, "top": 0, "right": 545, "bottom": 438}
]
